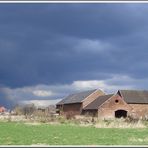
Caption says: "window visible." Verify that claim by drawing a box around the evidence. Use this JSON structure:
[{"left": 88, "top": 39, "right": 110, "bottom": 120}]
[{"left": 115, "top": 99, "right": 119, "bottom": 103}]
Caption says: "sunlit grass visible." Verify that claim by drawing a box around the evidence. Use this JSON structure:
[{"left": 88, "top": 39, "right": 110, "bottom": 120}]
[{"left": 0, "top": 122, "right": 147, "bottom": 145}]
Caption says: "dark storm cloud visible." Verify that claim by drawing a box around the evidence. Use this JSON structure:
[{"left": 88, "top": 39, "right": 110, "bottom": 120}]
[
  {"left": 0, "top": 3, "right": 148, "bottom": 90},
  {"left": 0, "top": 88, "right": 15, "bottom": 108}
]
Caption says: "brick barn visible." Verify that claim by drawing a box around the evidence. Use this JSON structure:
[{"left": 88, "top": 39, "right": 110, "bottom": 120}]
[
  {"left": 117, "top": 90, "right": 148, "bottom": 119},
  {"left": 83, "top": 90, "right": 148, "bottom": 119},
  {"left": 56, "top": 89, "right": 105, "bottom": 117}
]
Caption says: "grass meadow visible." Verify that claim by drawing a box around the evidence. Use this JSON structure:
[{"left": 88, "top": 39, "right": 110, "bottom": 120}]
[{"left": 0, "top": 122, "right": 148, "bottom": 145}]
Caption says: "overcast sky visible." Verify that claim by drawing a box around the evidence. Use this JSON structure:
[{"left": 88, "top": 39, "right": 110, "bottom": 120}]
[{"left": 1, "top": 3, "right": 148, "bottom": 108}]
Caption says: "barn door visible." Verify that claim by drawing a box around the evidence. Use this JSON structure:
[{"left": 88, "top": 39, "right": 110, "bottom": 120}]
[{"left": 115, "top": 110, "right": 127, "bottom": 118}]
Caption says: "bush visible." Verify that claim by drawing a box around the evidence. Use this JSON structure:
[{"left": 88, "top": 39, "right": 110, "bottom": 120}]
[
  {"left": 56, "top": 116, "right": 67, "bottom": 124},
  {"left": 125, "top": 113, "right": 139, "bottom": 123}
]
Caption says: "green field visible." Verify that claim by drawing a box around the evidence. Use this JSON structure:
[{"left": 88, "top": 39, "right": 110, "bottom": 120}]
[{"left": 0, "top": 122, "right": 148, "bottom": 145}]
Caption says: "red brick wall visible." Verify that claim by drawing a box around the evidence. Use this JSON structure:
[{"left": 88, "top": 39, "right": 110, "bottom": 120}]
[
  {"left": 97, "top": 94, "right": 132, "bottom": 119},
  {"left": 129, "top": 104, "right": 148, "bottom": 119}
]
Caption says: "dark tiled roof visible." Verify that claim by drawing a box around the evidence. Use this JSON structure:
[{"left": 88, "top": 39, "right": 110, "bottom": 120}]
[
  {"left": 118, "top": 90, "right": 148, "bottom": 104},
  {"left": 84, "top": 94, "right": 113, "bottom": 110},
  {"left": 56, "top": 89, "right": 97, "bottom": 105}
]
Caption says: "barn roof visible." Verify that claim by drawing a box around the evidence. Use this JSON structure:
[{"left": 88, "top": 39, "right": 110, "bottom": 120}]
[
  {"left": 84, "top": 94, "right": 113, "bottom": 110},
  {"left": 118, "top": 90, "right": 148, "bottom": 104},
  {"left": 56, "top": 89, "right": 98, "bottom": 105}
]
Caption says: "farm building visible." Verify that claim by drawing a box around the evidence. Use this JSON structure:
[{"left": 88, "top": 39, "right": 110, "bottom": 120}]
[
  {"left": 57, "top": 89, "right": 148, "bottom": 119},
  {"left": 117, "top": 90, "right": 148, "bottom": 119},
  {"left": 56, "top": 89, "right": 105, "bottom": 117},
  {"left": 0, "top": 106, "right": 6, "bottom": 113},
  {"left": 83, "top": 90, "right": 148, "bottom": 119}
]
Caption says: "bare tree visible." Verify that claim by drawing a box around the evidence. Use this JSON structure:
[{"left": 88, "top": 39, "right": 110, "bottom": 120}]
[{"left": 22, "top": 103, "right": 36, "bottom": 117}]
